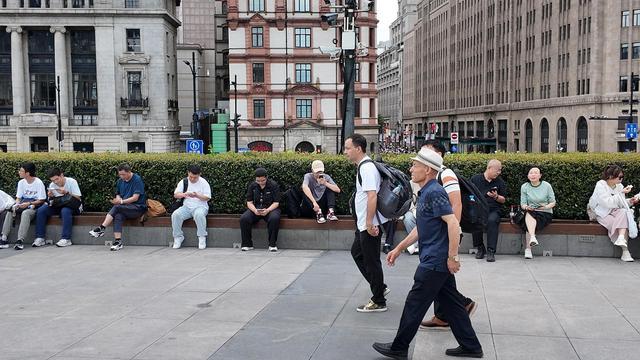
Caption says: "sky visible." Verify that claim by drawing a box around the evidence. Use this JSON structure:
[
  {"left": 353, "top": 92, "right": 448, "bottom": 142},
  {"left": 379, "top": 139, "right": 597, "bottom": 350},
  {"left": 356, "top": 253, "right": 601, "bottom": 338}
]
[{"left": 376, "top": 1, "right": 399, "bottom": 43}]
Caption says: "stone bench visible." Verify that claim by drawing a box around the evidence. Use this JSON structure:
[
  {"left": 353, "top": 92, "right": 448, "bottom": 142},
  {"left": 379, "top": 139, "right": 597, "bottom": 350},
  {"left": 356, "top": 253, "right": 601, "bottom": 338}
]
[{"left": 4, "top": 212, "right": 631, "bottom": 257}]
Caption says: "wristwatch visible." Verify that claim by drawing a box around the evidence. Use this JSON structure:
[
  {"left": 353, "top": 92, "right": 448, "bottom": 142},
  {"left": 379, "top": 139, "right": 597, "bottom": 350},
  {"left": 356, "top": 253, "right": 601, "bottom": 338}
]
[{"left": 448, "top": 255, "right": 460, "bottom": 262}]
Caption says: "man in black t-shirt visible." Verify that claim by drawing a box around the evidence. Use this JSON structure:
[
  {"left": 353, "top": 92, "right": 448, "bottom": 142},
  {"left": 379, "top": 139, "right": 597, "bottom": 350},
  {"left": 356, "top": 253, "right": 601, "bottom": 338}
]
[
  {"left": 239, "top": 168, "right": 281, "bottom": 252},
  {"left": 470, "top": 159, "right": 507, "bottom": 262}
]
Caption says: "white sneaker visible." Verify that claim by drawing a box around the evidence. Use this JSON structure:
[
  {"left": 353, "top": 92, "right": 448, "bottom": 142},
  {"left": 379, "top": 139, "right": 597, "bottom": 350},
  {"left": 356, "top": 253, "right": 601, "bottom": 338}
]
[
  {"left": 55, "top": 239, "right": 72, "bottom": 247},
  {"left": 614, "top": 236, "right": 627, "bottom": 247},
  {"left": 172, "top": 237, "right": 183, "bottom": 249},
  {"left": 406, "top": 243, "right": 419, "bottom": 255},
  {"left": 268, "top": 246, "right": 278, "bottom": 252},
  {"left": 621, "top": 249, "right": 635, "bottom": 262},
  {"left": 524, "top": 248, "right": 533, "bottom": 259},
  {"left": 198, "top": 236, "right": 207, "bottom": 250},
  {"left": 529, "top": 236, "right": 539, "bottom": 247},
  {"left": 241, "top": 246, "right": 254, "bottom": 251},
  {"left": 32, "top": 238, "right": 46, "bottom": 247}
]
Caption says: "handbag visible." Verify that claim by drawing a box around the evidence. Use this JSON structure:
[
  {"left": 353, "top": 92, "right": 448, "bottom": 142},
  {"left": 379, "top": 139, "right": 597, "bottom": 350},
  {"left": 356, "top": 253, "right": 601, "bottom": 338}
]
[
  {"left": 168, "top": 178, "right": 188, "bottom": 214},
  {"left": 49, "top": 193, "right": 73, "bottom": 208},
  {"left": 619, "top": 193, "right": 638, "bottom": 239},
  {"left": 512, "top": 208, "right": 526, "bottom": 225}
]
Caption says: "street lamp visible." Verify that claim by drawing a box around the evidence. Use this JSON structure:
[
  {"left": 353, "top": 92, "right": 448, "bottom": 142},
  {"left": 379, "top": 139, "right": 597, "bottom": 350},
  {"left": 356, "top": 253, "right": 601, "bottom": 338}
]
[
  {"left": 230, "top": 75, "right": 239, "bottom": 153},
  {"left": 53, "top": 75, "right": 62, "bottom": 152},
  {"left": 182, "top": 51, "right": 209, "bottom": 139}
]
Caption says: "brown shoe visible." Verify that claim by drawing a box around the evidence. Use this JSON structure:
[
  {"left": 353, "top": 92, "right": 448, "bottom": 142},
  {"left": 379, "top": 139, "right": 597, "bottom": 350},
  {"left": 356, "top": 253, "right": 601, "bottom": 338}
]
[
  {"left": 420, "top": 316, "right": 449, "bottom": 330},
  {"left": 465, "top": 301, "right": 478, "bottom": 317}
]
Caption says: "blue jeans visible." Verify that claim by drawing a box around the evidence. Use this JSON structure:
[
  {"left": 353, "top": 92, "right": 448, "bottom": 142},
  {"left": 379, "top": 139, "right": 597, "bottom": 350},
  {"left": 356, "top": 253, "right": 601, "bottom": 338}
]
[
  {"left": 35, "top": 204, "right": 79, "bottom": 240},
  {"left": 403, "top": 211, "right": 416, "bottom": 233},
  {"left": 171, "top": 206, "right": 208, "bottom": 240}
]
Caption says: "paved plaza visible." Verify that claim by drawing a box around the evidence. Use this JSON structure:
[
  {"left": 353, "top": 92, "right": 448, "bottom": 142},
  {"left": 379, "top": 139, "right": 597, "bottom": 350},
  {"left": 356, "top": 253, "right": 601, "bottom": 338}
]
[{"left": 1, "top": 246, "right": 640, "bottom": 360}]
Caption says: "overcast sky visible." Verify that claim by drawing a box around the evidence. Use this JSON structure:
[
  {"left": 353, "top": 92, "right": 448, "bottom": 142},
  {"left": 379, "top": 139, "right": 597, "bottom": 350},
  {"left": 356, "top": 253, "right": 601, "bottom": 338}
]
[{"left": 376, "top": 1, "right": 398, "bottom": 43}]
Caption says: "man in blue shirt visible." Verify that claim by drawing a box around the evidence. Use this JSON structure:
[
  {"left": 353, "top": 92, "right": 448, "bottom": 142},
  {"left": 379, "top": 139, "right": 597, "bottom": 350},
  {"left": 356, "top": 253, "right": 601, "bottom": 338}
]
[
  {"left": 89, "top": 163, "right": 147, "bottom": 251},
  {"left": 373, "top": 148, "right": 483, "bottom": 359}
]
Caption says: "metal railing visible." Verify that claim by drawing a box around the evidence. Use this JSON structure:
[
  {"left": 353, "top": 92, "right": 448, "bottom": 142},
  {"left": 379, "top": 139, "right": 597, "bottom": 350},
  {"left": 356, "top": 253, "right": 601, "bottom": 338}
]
[{"left": 120, "top": 97, "right": 148, "bottom": 108}]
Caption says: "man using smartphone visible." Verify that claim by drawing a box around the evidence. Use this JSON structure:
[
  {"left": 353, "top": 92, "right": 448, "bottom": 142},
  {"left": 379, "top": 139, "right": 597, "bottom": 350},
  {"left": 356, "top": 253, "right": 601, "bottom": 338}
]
[
  {"left": 470, "top": 160, "right": 507, "bottom": 262},
  {"left": 239, "top": 167, "right": 281, "bottom": 252}
]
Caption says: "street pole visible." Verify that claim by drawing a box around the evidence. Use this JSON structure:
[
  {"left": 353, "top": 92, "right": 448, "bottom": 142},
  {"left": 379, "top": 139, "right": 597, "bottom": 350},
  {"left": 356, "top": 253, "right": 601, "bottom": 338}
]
[
  {"left": 191, "top": 52, "right": 197, "bottom": 139},
  {"left": 56, "top": 75, "right": 61, "bottom": 152},
  {"left": 233, "top": 74, "right": 239, "bottom": 153}
]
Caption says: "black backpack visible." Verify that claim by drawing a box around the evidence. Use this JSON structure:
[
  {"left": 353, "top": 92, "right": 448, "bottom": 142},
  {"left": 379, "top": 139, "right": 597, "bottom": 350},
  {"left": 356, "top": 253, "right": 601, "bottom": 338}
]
[
  {"left": 350, "top": 159, "right": 413, "bottom": 220},
  {"left": 438, "top": 168, "right": 488, "bottom": 233}
]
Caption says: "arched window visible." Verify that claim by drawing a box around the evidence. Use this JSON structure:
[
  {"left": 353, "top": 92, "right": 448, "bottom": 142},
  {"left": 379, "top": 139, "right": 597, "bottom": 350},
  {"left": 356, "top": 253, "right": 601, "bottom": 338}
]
[
  {"left": 487, "top": 119, "right": 495, "bottom": 138},
  {"left": 540, "top": 118, "right": 549, "bottom": 153},
  {"left": 294, "top": 141, "right": 315, "bottom": 153},
  {"left": 557, "top": 118, "right": 567, "bottom": 152},
  {"left": 247, "top": 141, "right": 273, "bottom": 152},
  {"left": 525, "top": 119, "right": 533, "bottom": 152},
  {"left": 577, "top": 117, "right": 588, "bottom": 152}
]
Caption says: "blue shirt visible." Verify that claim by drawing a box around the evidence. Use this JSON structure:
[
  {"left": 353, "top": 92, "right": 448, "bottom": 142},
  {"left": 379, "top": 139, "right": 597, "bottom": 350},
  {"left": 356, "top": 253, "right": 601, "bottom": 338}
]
[
  {"left": 116, "top": 173, "right": 147, "bottom": 208},
  {"left": 417, "top": 179, "right": 454, "bottom": 273}
]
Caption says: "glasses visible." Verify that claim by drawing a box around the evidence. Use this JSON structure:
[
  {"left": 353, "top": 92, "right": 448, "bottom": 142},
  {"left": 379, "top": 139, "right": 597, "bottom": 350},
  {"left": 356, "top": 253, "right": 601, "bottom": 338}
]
[{"left": 618, "top": 175, "right": 624, "bottom": 180}]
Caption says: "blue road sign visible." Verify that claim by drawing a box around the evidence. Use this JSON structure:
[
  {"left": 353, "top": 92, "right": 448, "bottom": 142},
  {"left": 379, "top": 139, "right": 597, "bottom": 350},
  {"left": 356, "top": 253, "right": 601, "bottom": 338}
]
[
  {"left": 186, "top": 139, "right": 204, "bottom": 154},
  {"left": 450, "top": 145, "right": 458, "bottom": 153},
  {"left": 626, "top": 123, "right": 638, "bottom": 140}
]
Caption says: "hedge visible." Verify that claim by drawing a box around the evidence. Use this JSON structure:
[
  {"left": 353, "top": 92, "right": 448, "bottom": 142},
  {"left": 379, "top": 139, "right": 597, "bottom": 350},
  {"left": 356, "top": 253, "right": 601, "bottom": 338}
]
[{"left": 0, "top": 152, "right": 638, "bottom": 220}]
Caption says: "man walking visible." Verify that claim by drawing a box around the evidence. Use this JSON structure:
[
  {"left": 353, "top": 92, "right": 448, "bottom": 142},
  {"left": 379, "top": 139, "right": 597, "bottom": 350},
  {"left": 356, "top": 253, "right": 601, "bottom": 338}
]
[
  {"left": 373, "top": 147, "right": 483, "bottom": 359},
  {"left": 344, "top": 133, "right": 388, "bottom": 312}
]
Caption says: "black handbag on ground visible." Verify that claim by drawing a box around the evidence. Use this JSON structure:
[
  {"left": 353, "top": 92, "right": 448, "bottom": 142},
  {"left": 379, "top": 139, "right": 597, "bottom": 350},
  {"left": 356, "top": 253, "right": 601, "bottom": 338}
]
[{"left": 168, "top": 178, "right": 188, "bottom": 214}]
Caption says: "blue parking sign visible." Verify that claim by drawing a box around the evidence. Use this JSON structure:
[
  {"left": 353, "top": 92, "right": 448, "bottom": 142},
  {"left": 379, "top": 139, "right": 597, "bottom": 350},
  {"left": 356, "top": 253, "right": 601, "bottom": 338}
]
[
  {"left": 186, "top": 139, "right": 204, "bottom": 154},
  {"left": 626, "top": 123, "right": 637, "bottom": 140}
]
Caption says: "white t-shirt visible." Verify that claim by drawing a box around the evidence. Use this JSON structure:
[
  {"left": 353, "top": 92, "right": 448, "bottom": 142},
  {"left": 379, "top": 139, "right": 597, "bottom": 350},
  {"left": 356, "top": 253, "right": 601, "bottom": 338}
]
[
  {"left": 355, "top": 156, "right": 387, "bottom": 232},
  {"left": 174, "top": 176, "right": 211, "bottom": 210},
  {"left": 16, "top": 177, "right": 46, "bottom": 203},
  {"left": 49, "top": 177, "right": 82, "bottom": 197}
]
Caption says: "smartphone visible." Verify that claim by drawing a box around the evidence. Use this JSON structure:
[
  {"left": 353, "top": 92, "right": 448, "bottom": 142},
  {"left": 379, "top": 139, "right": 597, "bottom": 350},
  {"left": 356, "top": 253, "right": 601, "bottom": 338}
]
[{"left": 490, "top": 186, "right": 498, "bottom": 192}]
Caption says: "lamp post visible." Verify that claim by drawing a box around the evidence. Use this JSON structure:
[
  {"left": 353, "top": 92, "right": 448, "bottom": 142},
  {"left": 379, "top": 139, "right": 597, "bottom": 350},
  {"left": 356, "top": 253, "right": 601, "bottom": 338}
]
[
  {"left": 182, "top": 52, "right": 209, "bottom": 139},
  {"left": 230, "top": 75, "right": 239, "bottom": 153},
  {"left": 53, "top": 75, "right": 62, "bottom": 152}
]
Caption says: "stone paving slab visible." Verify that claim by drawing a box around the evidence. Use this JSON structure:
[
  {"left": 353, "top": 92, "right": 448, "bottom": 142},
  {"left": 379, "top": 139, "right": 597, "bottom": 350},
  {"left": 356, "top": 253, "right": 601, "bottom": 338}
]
[{"left": 1, "top": 245, "right": 640, "bottom": 360}]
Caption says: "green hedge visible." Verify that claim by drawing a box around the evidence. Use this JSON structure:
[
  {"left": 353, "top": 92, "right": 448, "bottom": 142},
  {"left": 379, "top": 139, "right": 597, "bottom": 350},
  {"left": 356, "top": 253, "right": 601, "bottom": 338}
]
[{"left": 0, "top": 152, "right": 638, "bottom": 219}]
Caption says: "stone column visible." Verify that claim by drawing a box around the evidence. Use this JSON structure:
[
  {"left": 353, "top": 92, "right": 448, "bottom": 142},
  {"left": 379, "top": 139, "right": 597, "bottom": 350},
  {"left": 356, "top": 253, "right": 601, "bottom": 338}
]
[
  {"left": 50, "top": 26, "right": 69, "bottom": 120},
  {"left": 7, "top": 26, "right": 25, "bottom": 115}
]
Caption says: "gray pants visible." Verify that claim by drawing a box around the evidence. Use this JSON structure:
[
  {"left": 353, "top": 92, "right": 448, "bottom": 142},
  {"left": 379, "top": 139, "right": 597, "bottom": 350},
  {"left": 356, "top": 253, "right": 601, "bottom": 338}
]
[{"left": 2, "top": 208, "right": 37, "bottom": 241}]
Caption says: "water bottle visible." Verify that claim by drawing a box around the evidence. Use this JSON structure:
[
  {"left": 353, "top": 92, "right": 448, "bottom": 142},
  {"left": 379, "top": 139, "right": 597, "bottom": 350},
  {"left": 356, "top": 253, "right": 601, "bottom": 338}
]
[
  {"left": 509, "top": 205, "right": 516, "bottom": 224},
  {"left": 468, "top": 195, "right": 477, "bottom": 220},
  {"left": 392, "top": 185, "right": 403, "bottom": 195}
]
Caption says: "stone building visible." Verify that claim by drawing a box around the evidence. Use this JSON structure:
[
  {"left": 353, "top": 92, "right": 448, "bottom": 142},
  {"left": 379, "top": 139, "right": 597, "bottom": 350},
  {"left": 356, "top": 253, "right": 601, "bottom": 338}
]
[{"left": 0, "top": 0, "right": 181, "bottom": 152}]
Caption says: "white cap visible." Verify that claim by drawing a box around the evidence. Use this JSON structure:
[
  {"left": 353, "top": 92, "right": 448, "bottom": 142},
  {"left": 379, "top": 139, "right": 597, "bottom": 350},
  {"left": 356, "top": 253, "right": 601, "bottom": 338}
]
[{"left": 311, "top": 160, "right": 325, "bottom": 173}]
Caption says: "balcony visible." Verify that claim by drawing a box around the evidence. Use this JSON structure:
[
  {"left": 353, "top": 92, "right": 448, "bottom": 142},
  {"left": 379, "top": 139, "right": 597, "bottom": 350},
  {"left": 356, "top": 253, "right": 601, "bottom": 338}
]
[{"left": 120, "top": 97, "right": 148, "bottom": 109}]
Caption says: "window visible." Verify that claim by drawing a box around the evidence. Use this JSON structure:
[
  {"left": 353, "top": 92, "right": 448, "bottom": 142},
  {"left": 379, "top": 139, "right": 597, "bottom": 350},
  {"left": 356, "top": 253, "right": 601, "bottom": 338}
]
[
  {"left": 73, "top": 73, "right": 98, "bottom": 108},
  {"left": 73, "top": 142, "right": 94, "bottom": 152},
  {"left": 621, "top": 43, "right": 629, "bottom": 59},
  {"left": 294, "top": 28, "right": 311, "bottom": 48},
  {"left": 634, "top": 43, "right": 640, "bottom": 59},
  {"left": 294, "top": 0, "right": 309, "bottom": 12},
  {"left": 128, "top": 113, "right": 142, "bottom": 126},
  {"left": 29, "top": 0, "right": 40, "bottom": 7},
  {"left": 296, "top": 99, "right": 312, "bottom": 118},
  {"left": 623, "top": 10, "right": 630, "bottom": 27},
  {"left": 295, "top": 63, "right": 311, "bottom": 83},
  {"left": 635, "top": 10, "right": 640, "bottom": 26},
  {"left": 72, "top": 0, "right": 84, "bottom": 7},
  {"left": 124, "top": 0, "right": 139, "bottom": 7},
  {"left": 253, "top": 99, "right": 265, "bottom": 118},
  {"left": 30, "top": 73, "right": 56, "bottom": 109},
  {"left": 620, "top": 76, "right": 628, "bottom": 92},
  {"left": 252, "top": 63, "right": 264, "bottom": 83},
  {"left": 248, "top": 0, "right": 264, "bottom": 12},
  {"left": 251, "top": 27, "right": 263, "bottom": 47},
  {"left": 127, "top": 71, "right": 142, "bottom": 101},
  {"left": 354, "top": 98, "right": 361, "bottom": 117},
  {"left": 127, "top": 141, "right": 145, "bottom": 153},
  {"left": 0, "top": 74, "right": 12, "bottom": 107},
  {"left": 126, "top": 29, "right": 141, "bottom": 52}
]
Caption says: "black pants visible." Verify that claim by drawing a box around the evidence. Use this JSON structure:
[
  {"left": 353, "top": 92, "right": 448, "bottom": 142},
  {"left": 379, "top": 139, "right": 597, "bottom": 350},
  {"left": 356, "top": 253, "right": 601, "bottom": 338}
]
[
  {"left": 384, "top": 219, "right": 397, "bottom": 247},
  {"left": 351, "top": 228, "right": 387, "bottom": 305},
  {"left": 300, "top": 190, "right": 336, "bottom": 218},
  {"left": 472, "top": 209, "right": 501, "bottom": 252},
  {"left": 391, "top": 266, "right": 482, "bottom": 352},
  {"left": 239, "top": 208, "right": 281, "bottom": 247}
]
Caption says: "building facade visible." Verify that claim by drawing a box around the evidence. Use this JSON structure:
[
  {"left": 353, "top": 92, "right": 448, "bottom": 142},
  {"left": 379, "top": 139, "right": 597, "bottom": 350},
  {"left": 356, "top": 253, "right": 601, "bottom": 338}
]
[
  {"left": 176, "top": 0, "right": 229, "bottom": 140},
  {"left": 402, "top": 0, "right": 640, "bottom": 153},
  {"left": 227, "top": 0, "right": 379, "bottom": 154},
  {"left": 0, "top": 0, "right": 181, "bottom": 153}
]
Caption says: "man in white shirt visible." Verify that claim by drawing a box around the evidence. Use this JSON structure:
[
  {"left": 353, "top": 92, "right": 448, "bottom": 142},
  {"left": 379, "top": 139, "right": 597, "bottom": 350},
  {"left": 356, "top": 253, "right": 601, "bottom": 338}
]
[
  {"left": 171, "top": 164, "right": 212, "bottom": 249},
  {"left": 344, "top": 133, "right": 389, "bottom": 313},
  {"left": 34, "top": 167, "right": 82, "bottom": 248},
  {"left": 0, "top": 162, "right": 46, "bottom": 250}
]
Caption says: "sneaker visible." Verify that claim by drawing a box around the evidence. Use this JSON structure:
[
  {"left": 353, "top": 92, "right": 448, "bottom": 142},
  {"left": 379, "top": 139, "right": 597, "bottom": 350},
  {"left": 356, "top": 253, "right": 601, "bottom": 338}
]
[
  {"left": 55, "top": 239, "right": 72, "bottom": 247},
  {"left": 614, "top": 236, "right": 627, "bottom": 247},
  {"left": 356, "top": 300, "right": 387, "bottom": 313},
  {"left": 327, "top": 211, "right": 338, "bottom": 221},
  {"left": 89, "top": 227, "right": 105, "bottom": 238},
  {"left": 420, "top": 316, "right": 449, "bottom": 329},
  {"left": 241, "top": 246, "right": 254, "bottom": 251},
  {"left": 524, "top": 248, "right": 533, "bottom": 259},
  {"left": 172, "top": 237, "right": 183, "bottom": 249},
  {"left": 110, "top": 240, "right": 123, "bottom": 251},
  {"left": 198, "top": 236, "right": 207, "bottom": 250},
  {"left": 382, "top": 244, "right": 391, "bottom": 254},
  {"left": 316, "top": 212, "right": 326, "bottom": 224},
  {"left": 529, "top": 236, "right": 539, "bottom": 247},
  {"left": 406, "top": 243, "right": 419, "bottom": 255},
  {"left": 0, "top": 239, "right": 9, "bottom": 249},
  {"left": 14, "top": 239, "right": 24, "bottom": 250},
  {"left": 268, "top": 246, "right": 278, "bottom": 252},
  {"left": 32, "top": 238, "right": 46, "bottom": 247},
  {"left": 621, "top": 249, "right": 635, "bottom": 262},
  {"left": 466, "top": 301, "right": 478, "bottom": 317}
]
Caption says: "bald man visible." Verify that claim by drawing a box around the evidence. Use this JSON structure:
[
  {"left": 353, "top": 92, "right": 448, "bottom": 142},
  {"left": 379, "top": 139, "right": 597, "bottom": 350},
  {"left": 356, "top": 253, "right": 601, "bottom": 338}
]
[{"left": 470, "top": 159, "right": 507, "bottom": 262}]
